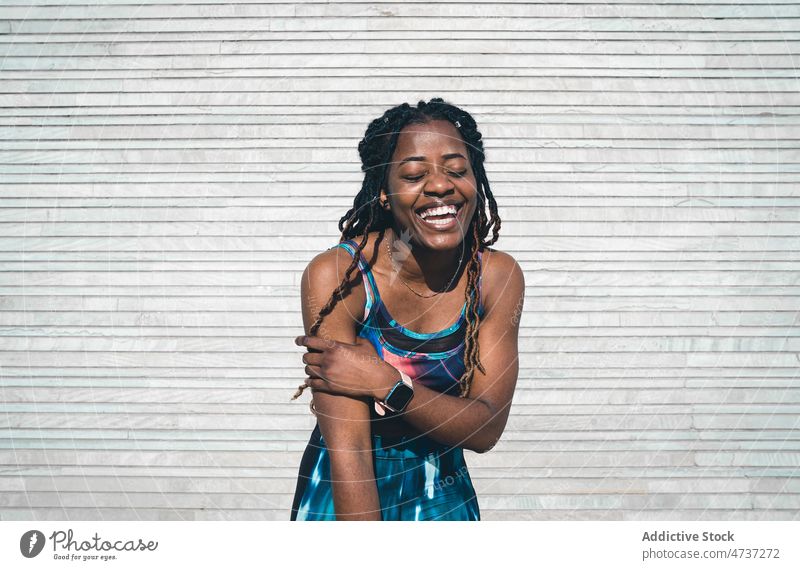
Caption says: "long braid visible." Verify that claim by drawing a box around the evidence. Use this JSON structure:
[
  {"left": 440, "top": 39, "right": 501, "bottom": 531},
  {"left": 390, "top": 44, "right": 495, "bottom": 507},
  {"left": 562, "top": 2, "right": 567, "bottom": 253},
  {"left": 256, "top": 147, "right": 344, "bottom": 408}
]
[
  {"left": 291, "top": 97, "right": 502, "bottom": 404},
  {"left": 457, "top": 208, "right": 486, "bottom": 397}
]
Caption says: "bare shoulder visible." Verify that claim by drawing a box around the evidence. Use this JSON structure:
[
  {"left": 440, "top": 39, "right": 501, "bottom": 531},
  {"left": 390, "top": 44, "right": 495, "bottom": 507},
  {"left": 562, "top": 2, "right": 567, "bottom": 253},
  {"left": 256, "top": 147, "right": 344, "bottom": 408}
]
[
  {"left": 307, "top": 242, "right": 362, "bottom": 279},
  {"left": 301, "top": 243, "right": 366, "bottom": 328},
  {"left": 480, "top": 247, "right": 525, "bottom": 318}
]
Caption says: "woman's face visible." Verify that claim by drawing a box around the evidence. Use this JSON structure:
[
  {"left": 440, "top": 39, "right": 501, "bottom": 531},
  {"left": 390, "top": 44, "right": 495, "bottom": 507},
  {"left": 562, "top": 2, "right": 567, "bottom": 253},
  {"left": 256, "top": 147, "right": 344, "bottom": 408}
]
[{"left": 380, "top": 119, "right": 478, "bottom": 251}]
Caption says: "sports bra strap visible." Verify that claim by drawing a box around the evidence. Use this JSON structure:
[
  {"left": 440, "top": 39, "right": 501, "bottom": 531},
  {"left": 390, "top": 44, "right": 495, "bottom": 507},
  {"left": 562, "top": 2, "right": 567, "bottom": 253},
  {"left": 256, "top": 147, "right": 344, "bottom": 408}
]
[
  {"left": 333, "top": 238, "right": 484, "bottom": 323},
  {"left": 332, "top": 240, "right": 375, "bottom": 323}
]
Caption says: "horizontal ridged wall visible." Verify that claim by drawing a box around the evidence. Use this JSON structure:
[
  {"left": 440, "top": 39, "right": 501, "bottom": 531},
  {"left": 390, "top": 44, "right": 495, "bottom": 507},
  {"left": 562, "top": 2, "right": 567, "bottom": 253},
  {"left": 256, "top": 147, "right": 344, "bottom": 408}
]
[{"left": 1, "top": 0, "right": 798, "bottom": 520}]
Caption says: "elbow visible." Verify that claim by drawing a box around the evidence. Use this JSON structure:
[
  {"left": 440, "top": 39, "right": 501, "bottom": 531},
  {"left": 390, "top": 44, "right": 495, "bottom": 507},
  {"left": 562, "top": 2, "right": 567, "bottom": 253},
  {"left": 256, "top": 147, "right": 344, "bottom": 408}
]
[
  {"left": 466, "top": 402, "right": 505, "bottom": 453},
  {"left": 466, "top": 433, "right": 501, "bottom": 454}
]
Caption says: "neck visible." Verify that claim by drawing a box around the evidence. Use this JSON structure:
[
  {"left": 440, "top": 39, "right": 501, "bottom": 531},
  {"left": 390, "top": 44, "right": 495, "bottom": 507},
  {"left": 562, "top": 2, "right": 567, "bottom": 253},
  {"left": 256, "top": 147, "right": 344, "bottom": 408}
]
[{"left": 387, "top": 226, "right": 471, "bottom": 292}]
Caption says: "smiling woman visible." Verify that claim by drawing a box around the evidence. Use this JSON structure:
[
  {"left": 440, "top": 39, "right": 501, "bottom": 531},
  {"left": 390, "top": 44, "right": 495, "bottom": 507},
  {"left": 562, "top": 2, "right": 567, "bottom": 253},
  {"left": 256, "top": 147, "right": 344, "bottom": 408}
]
[{"left": 289, "top": 98, "right": 525, "bottom": 521}]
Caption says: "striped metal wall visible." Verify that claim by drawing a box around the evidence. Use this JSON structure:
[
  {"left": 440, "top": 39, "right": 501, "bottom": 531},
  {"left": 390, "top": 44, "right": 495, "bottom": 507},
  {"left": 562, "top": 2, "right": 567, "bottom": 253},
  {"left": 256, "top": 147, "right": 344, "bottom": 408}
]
[{"left": 1, "top": 1, "right": 798, "bottom": 520}]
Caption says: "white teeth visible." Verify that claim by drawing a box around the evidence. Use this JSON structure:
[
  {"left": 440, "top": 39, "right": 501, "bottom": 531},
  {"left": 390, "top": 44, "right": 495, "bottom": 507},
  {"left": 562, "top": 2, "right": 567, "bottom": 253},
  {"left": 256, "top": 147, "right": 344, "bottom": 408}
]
[
  {"left": 418, "top": 204, "right": 458, "bottom": 219},
  {"left": 424, "top": 217, "right": 454, "bottom": 226}
]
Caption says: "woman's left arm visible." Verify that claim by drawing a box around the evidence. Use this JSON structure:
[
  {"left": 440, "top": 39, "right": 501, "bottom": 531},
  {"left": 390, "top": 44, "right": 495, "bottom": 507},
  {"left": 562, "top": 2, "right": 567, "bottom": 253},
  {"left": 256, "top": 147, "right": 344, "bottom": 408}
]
[{"left": 396, "top": 252, "right": 525, "bottom": 453}]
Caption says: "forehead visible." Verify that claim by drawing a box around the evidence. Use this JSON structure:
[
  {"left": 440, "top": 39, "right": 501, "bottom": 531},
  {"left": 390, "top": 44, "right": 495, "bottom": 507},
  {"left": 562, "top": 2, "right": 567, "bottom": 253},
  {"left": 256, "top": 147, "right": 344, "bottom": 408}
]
[{"left": 392, "top": 119, "right": 467, "bottom": 159}]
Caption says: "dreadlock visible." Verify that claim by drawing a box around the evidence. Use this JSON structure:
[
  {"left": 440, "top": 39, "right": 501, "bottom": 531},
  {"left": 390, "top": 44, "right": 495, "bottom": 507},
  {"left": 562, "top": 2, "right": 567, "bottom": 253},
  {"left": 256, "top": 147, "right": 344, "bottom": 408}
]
[{"left": 291, "top": 97, "right": 502, "bottom": 408}]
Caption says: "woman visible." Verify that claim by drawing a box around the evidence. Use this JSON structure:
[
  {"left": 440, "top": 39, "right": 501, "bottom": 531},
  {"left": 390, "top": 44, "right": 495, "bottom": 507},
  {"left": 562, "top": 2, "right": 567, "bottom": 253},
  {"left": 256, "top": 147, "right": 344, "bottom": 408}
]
[{"left": 289, "top": 98, "right": 524, "bottom": 521}]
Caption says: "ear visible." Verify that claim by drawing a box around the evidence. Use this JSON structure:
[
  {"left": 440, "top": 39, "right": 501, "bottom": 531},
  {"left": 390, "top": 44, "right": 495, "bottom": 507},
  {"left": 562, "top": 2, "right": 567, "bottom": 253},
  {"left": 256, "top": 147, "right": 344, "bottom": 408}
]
[{"left": 378, "top": 189, "right": 391, "bottom": 210}]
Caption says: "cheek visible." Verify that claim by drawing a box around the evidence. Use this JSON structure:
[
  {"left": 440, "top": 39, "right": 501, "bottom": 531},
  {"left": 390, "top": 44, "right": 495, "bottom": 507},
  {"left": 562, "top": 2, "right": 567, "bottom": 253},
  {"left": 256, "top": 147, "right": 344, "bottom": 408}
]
[
  {"left": 465, "top": 173, "right": 479, "bottom": 193},
  {"left": 462, "top": 199, "right": 480, "bottom": 226},
  {"left": 389, "top": 190, "right": 420, "bottom": 215}
]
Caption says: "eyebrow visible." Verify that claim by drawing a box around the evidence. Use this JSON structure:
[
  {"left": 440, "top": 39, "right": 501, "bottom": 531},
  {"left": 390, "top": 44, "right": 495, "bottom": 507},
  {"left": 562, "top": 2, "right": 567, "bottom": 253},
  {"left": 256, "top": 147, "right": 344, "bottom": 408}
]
[{"left": 398, "top": 152, "right": 467, "bottom": 165}]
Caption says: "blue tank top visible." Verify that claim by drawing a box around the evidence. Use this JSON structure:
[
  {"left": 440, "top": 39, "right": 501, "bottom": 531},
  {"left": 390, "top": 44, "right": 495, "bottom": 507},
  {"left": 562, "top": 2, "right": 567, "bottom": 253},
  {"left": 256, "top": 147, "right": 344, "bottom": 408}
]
[{"left": 332, "top": 239, "right": 485, "bottom": 399}]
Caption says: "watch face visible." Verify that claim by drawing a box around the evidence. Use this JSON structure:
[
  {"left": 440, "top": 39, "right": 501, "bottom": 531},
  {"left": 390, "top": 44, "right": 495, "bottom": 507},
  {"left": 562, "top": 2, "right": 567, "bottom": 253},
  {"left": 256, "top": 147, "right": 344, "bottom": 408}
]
[{"left": 385, "top": 382, "right": 414, "bottom": 412}]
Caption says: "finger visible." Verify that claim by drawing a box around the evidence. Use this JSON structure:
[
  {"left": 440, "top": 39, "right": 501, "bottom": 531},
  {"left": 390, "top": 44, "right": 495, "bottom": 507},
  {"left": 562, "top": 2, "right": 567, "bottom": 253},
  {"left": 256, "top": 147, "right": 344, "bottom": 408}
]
[
  {"left": 308, "top": 383, "right": 336, "bottom": 395},
  {"left": 301, "top": 351, "right": 323, "bottom": 366},
  {"left": 304, "top": 364, "right": 325, "bottom": 380},
  {"left": 304, "top": 377, "right": 325, "bottom": 392},
  {"left": 297, "top": 335, "right": 332, "bottom": 352},
  {"left": 305, "top": 377, "right": 340, "bottom": 396}
]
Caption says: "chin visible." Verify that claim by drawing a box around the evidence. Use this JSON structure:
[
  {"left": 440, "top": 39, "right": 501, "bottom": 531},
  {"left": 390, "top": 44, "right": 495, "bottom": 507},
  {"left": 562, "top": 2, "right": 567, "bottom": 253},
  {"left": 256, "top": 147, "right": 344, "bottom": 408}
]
[{"left": 413, "top": 230, "right": 468, "bottom": 252}]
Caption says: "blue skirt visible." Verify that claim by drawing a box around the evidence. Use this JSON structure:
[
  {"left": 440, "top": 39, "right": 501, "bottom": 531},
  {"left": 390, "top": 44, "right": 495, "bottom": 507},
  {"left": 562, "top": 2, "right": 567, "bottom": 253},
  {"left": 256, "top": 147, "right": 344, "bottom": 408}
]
[{"left": 290, "top": 423, "right": 480, "bottom": 521}]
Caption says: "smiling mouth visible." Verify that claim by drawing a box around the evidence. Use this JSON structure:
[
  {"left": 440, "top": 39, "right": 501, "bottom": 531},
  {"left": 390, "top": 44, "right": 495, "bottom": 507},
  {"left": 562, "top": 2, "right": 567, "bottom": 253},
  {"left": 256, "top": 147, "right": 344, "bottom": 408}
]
[{"left": 414, "top": 203, "right": 463, "bottom": 229}]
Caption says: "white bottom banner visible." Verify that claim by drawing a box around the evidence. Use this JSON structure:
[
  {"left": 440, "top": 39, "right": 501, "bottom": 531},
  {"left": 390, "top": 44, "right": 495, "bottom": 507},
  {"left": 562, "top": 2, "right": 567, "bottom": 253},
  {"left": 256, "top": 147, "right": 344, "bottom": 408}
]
[{"left": 1, "top": 521, "right": 798, "bottom": 569}]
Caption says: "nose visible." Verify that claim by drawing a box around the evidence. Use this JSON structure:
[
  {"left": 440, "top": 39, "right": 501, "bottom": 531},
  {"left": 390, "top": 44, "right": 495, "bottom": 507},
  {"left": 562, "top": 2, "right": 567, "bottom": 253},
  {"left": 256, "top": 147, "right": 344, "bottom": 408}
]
[{"left": 424, "top": 166, "right": 454, "bottom": 193}]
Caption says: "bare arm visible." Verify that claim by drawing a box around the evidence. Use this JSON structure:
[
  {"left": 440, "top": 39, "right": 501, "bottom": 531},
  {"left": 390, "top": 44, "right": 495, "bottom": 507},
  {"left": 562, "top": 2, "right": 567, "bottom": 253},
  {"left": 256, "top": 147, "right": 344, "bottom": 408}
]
[
  {"left": 381, "top": 251, "right": 525, "bottom": 453},
  {"left": 299, "top": 249, "right": 381, "bottom": 520}
]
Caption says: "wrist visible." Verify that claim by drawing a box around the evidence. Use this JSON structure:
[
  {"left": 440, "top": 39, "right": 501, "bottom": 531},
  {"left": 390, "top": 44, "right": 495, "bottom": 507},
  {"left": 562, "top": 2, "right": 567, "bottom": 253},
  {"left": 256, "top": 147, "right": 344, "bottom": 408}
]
[{"left": 374, "top": 366, "right": 401, "bottom": 400}]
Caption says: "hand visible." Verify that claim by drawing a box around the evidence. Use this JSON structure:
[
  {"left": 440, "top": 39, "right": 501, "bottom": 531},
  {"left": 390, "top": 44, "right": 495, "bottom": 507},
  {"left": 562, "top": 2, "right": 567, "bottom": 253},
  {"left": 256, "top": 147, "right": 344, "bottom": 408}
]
[{"left": 295, "top": 335, "right": 399, "bottom": 400}]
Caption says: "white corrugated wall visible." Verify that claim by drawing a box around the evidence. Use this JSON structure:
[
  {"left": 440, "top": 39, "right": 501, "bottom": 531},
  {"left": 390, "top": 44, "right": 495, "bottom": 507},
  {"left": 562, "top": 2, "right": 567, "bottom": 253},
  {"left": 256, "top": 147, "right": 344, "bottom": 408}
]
[{"left": 1, "top": 1, "right": 798, "bottom": 520}]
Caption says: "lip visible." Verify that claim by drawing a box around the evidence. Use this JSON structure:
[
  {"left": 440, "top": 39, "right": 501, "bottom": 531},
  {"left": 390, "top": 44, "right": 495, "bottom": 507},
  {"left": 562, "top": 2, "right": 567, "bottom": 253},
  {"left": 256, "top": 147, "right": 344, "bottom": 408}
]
[{"left": 414, "top": 202, "right": 463, "bottom": 232}]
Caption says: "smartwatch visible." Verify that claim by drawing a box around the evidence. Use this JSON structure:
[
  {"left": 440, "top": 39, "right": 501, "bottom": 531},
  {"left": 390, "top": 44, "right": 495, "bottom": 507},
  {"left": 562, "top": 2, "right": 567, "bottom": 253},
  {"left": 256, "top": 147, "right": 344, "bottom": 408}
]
[{"left": 374, "top": 370, "right": 414, "bottom": 416}]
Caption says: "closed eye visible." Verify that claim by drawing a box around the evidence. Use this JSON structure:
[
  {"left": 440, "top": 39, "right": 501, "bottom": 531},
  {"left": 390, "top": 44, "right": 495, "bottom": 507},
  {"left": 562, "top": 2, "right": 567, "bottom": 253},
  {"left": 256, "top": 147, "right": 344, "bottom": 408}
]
[{"left": 403, "top": 170, "right": 467, "bottom": 182}]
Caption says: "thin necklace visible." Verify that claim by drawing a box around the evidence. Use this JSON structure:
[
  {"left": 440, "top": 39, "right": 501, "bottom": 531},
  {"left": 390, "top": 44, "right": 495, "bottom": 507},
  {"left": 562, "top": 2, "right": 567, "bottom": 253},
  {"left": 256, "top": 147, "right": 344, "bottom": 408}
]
[{"left": 386, "top": 230, "right": 463, "bottom": 298}]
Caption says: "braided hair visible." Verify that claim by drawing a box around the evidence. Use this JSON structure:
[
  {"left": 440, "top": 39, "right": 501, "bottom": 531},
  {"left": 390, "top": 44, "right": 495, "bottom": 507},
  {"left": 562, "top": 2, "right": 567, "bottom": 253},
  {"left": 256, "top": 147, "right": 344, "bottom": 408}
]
[{"left": 291, "top": 97, "right": 501, "bottom": 407}]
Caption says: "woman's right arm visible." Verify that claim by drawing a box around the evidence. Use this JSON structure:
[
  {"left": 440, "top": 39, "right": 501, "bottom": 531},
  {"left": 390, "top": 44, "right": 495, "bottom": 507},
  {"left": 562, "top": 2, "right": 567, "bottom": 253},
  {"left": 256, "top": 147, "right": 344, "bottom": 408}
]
[{"left": 299, "top": 249, "right": 381, "bottom": 520}]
